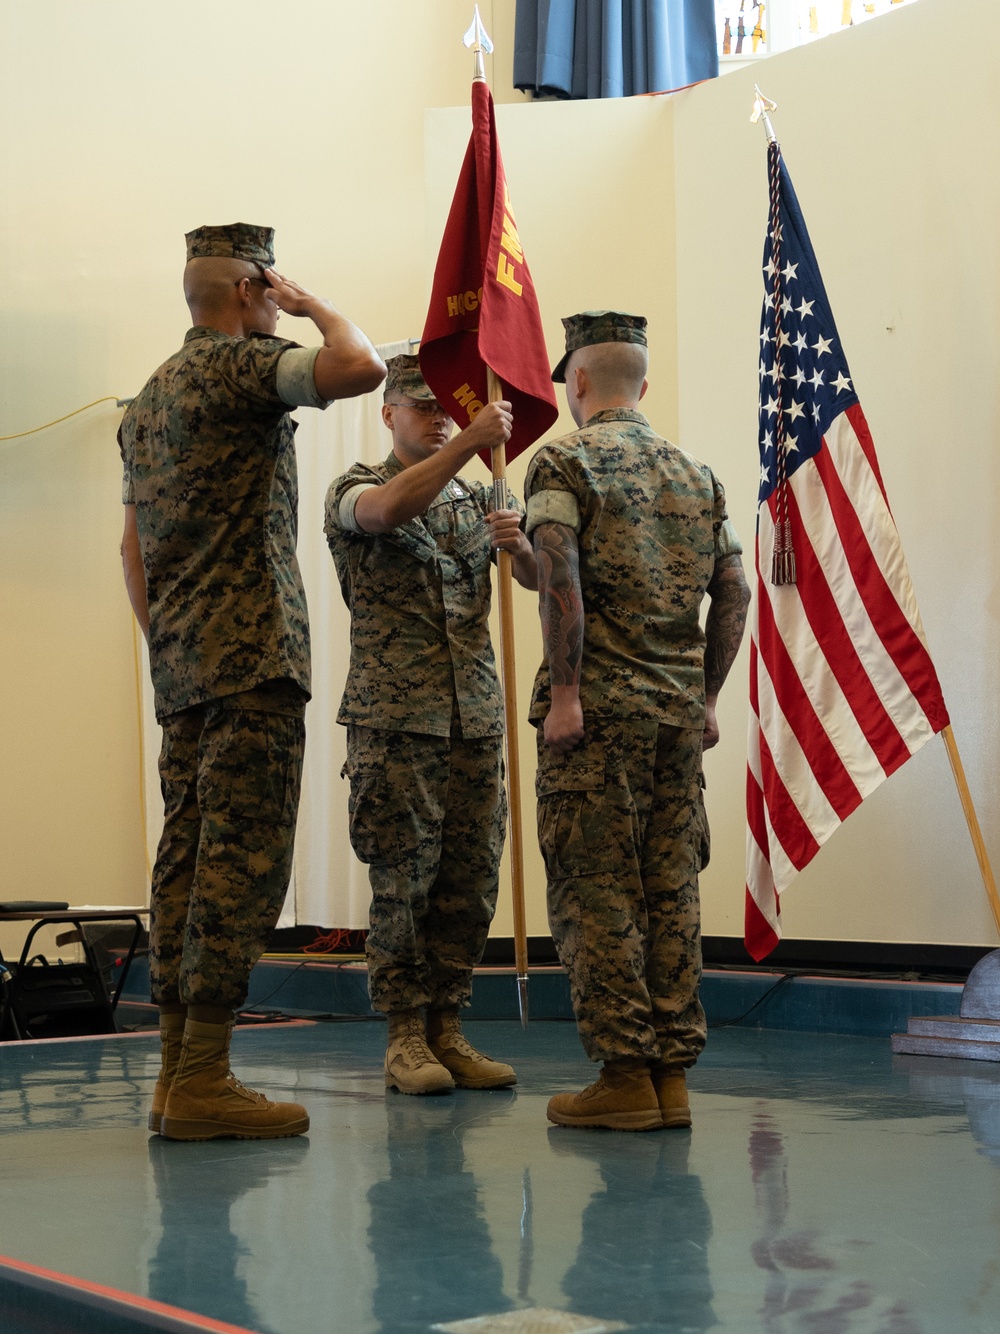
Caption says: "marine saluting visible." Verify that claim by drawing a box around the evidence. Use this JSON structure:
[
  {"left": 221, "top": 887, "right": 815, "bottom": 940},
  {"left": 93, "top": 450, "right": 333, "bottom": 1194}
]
[{"left": 119, "top": 221, "right": 385, "bottom": 1141}]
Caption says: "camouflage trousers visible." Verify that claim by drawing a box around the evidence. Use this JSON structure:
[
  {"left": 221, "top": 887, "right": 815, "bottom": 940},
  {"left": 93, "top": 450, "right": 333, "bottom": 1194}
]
[
  {"left": 150, "top": 681, "right": 306, "bottom": 1009},
  {"left": 344, "top": 726, "right": 506, "bottom": 1013},
  {"left": 535, "top": 717, "right": 709, "bottom": 1067}
]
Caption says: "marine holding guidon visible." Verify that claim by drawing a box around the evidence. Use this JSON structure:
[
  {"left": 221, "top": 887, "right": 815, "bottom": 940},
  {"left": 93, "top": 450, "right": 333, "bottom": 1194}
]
[{"left": 326, "top": 355, "right": 534, "bottom": 1097}]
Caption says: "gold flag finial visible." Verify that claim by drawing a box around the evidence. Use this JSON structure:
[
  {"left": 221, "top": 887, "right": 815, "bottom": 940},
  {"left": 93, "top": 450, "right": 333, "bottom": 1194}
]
[
  {"left": 751, "top": 84, "right": 779, "bottom": 144},
  {"left": 463, "top": 5, "right": 494, "bottom": 82}
]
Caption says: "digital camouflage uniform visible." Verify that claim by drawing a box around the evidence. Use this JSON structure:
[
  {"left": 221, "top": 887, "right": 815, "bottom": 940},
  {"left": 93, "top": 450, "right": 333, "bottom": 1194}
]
[
  {"left": 525, "top": 404, "right": 741, "bottom": 1067},
  {"left": 119, "top": 224, "right": 330, "bottom": 1008},
  {"left": 325, "top": 436, "right": 518, "bottom": 1014}
]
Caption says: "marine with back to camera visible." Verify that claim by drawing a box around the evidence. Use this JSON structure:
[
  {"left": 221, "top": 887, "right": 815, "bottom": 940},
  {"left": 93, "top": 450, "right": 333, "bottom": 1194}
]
[
  {"left": 526, "top": 310, "right": 751, "bottom": 1132},
  {"left": 119, "top": 221, "right": 385, "bottom": 1140}
]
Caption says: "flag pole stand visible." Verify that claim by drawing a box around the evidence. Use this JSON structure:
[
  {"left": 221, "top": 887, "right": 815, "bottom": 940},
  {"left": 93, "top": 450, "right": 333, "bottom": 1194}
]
[
  {"left": 486, "top": 367, "right": 530, "bottom": 1027},
  {"left": 892, "top": 725, "right": 1000, "bottom": 1061}
]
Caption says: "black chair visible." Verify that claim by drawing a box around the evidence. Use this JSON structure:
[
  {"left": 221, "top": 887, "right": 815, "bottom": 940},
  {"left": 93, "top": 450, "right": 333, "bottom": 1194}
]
[{"left": 0, "top": 905, "right": 147, "bottom": 1041}]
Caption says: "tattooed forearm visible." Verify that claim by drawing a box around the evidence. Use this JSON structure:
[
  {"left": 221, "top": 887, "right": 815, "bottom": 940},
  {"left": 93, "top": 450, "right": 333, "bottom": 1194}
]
[
  {"left": 704, "top": 555, "right": 751, "bottom": 698},
  {"left": 533, "top": 521, "right": 585, "bottom": 687}
]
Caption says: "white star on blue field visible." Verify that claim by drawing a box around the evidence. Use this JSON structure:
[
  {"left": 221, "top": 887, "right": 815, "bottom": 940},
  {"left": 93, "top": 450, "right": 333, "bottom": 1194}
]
[{"left": 758, "top": 155, "right": 860, "bottom": 505}]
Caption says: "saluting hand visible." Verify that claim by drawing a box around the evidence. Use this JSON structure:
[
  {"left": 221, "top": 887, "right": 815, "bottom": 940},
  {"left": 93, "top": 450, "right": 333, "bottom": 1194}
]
[{"left": 263, "top": 269, "right": 328, "bottom": 318}]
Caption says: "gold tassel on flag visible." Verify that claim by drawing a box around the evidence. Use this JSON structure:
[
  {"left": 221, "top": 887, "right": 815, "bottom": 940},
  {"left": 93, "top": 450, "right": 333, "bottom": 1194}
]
[{"left": 756, "top": 94, "right": 797, "bottom": 586}]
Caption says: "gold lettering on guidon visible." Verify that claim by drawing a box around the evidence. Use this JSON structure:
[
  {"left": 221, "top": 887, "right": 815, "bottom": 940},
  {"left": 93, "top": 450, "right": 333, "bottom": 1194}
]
[
  {"left": 453, "top": 383, "right": 484, "bottom": 419},
  {"left": 446, "top": 288, "right": 484, "bottom": 318}
]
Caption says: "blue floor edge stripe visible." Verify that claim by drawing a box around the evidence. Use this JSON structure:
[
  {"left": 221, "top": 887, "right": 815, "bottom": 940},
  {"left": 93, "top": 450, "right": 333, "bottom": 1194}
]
[{"left": 118, "top": 957, "right": 963, "bottom": 1039}]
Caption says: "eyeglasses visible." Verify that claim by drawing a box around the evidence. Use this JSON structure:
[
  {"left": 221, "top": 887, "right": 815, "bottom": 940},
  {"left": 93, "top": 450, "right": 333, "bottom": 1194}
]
[{"left": 388, "top": 399, "right": 449, "bottom": 417}]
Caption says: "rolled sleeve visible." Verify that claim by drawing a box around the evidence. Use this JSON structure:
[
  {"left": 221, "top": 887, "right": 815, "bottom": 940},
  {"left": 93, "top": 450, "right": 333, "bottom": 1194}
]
[
  {"left": 525, "top": 489, "right": 581, "bottom": 535},
  {"left": 710, "top": 472, "right": 743, "bottom": 560},
  {"left": 336, "top": 482, "right": 377, "bottom": 534},
  {"left": 276, "top": 346, "right": 331, "bottom": 410},
  {"left": 715, "top": 517, "right": 743, "bottom": 561}
]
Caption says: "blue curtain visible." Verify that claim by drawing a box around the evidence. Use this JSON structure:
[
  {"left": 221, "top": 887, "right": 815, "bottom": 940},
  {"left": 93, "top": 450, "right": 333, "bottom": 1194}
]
[{"left": 514, "top": 0, "right": 718, "bottom": 99}]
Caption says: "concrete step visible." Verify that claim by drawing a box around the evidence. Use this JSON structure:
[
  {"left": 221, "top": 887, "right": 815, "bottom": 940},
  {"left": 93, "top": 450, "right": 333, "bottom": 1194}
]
[
  {"left": 891, "top": 1031, "right": 1000, "bottom": 1062},
  {"left": 905, "top": 1014, "right": 1000, "bottom": 1042}
]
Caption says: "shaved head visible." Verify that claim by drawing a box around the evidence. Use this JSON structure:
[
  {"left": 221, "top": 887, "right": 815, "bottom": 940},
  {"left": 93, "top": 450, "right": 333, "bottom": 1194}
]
[
  {"left": 570, "top": 341, "right": 648, "bottom": 401},
  {"left": 183, "top": 256, "right": 260, "bottom": 318}
]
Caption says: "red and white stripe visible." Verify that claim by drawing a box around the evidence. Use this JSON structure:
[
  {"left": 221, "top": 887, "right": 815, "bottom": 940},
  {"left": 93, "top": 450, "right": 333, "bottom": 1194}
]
[{"left": 745, "top": 403, "right": 949, "bottom": 959}]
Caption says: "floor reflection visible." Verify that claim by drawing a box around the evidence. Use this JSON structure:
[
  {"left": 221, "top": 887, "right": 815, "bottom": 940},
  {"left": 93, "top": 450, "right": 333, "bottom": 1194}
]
[
  {"left": 0, "top": 1038, "right": 152, "bottom": 1133},
  {"left": 4, "top": 1024, "right": 1000, "bottom": 1334},
  {"left": 148, "top": 1135, "right": 308, "bottom": 1333},
  {"left": 552, "top": 1129, "right": 716, "bottom": 1334},
  {"left": 368, "top": 1095, "right": 514, "bottom": 1333},
  {"left": 748, "top": 1102, "right": 923, "bottom": 1333}
]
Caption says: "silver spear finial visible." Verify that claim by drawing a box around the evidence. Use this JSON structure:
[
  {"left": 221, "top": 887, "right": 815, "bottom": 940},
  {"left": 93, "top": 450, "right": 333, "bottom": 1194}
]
[
  {"left": 464, "top": 5, "right": 494, "bottom": 83},
  {"left": 751, "top": 84, "right": 778, "bottom": 145}
]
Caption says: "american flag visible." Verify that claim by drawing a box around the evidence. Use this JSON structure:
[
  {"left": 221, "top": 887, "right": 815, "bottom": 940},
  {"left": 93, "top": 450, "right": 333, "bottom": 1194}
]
[{"left": 745, "top": 142, "right": 950, "bottom": 960}]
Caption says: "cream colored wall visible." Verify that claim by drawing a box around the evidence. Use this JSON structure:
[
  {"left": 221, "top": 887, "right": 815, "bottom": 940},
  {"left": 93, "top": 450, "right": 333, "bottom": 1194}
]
[
  {"left": 0, "top": 0, "right": 523, "bottom": 947},
  {"left": 428, "top": 0, "right": 999, "bottom": 947}
]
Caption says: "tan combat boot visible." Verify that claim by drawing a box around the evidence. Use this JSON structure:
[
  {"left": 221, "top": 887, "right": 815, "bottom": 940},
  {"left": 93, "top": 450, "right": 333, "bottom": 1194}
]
[
  {"left": 385, "top": 1009, "right": 455, "bottom": 1095},
  {"left": 160, "top": 1019, "right": 309, "bottom": 1141},
  {"left": 546, "top": 1058, "right": 662, "bottom": 1131},
  {"left": 426, "top": 1008, "right": 517, "bottom": 1089},
  {"left": 649, "top": 1063, "right": 692, "bottom": 1129},
  {"left": 148, "top": 1010, "right": 186, "bottom": 1134}
]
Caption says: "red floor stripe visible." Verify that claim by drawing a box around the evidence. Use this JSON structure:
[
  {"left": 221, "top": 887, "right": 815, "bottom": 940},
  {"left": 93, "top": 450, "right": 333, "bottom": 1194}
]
[{"left": 0, "top": 1253, "right": 262, "bottom": 1333}]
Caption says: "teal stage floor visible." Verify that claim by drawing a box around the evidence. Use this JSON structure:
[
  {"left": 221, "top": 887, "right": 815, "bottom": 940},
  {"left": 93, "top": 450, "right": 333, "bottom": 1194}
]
[{"left": 2, "top": 1016, "right": 1000, "bottom": 1333}]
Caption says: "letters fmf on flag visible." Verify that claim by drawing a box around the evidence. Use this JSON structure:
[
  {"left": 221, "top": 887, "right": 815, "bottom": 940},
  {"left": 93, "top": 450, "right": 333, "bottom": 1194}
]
[
  {"left": 745, "top": 141, "right": 950, "bottom": 961},
  {"left": 419, "top": 80, "right": 557, "bottom": 466}
]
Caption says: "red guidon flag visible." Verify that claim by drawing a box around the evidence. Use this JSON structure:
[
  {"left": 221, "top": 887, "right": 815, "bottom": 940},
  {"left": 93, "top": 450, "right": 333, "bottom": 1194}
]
[{"left": 420, "top": 81, "right": 558, "bottom": 465}]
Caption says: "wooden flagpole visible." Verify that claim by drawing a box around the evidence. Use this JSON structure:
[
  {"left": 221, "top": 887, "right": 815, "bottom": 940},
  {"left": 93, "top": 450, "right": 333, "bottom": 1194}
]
[
  {"left": 465, "top": 7, "right": 530, "bottom": 1025},
  {"left": 488, "top": 369, "right": 530, "bottom": 1027},
  {"left": 941, "top": 726, "right": 1000, "bottom": 938}
]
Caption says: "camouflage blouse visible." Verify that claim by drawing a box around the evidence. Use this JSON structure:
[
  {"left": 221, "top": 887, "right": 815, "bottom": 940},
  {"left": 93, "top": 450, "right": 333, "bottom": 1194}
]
[
  {"left": 119, "top": 327, "right": 313, "bottom": 721},
  {"left": 325, "top": 452, "right": 521, "bottom": 738},
  {"left": 524, "top": 408, "right": 742, "bottom": 729}
]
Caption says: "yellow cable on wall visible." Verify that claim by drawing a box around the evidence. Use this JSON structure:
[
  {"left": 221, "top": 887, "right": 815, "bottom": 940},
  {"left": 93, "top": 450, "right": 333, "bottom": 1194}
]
[{"left": 0, "top": 395, "right": 126, "bottom": 441}]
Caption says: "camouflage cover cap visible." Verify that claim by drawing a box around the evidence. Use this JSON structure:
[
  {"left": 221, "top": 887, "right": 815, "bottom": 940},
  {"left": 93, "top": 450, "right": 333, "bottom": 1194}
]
[
  {"left": 383, "top": 354, "right": 436, "bottom": 402},
  {"left": 551, "top": 310, "right": 648, "bottom": 382},
  {"left": 185, "top": 223, "right": 275, "bottom": 266}
]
